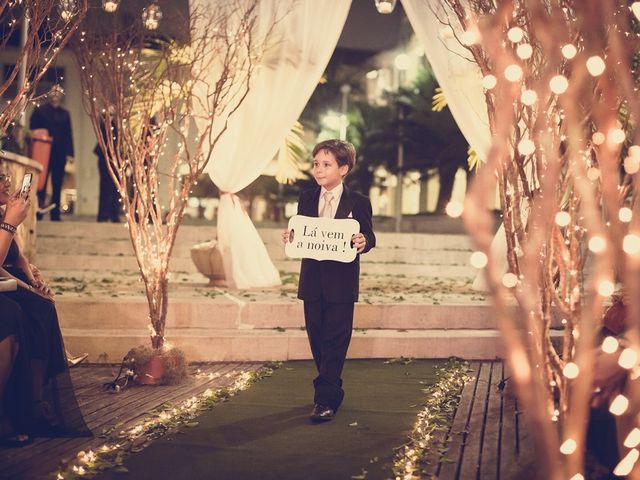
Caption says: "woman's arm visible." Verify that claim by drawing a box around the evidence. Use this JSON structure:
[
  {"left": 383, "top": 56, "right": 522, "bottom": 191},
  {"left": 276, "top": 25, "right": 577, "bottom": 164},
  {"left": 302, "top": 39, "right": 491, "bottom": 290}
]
[
  {"left": 0, "top": 191, "right": 29, "bottom": 265},
  {"left": 0, "top": 265, "right": 53, "bottom": 301}
]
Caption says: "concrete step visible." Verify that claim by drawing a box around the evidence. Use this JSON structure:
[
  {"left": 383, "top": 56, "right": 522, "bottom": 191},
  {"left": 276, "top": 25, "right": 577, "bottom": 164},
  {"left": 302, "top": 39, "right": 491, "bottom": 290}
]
[
  {"left": 55, "top": 296, "right": 498, "bottom": 331},
  {"left": 38, "top": 253, "right": 476, "bottom": 278},
  {"left": 61, "top": 327, "right": 510, "bottom": 362},
  {"left": 37, "top": 223, "right": 473, "bottom": 254},
  {"left": 36, "top": 235, "right": 473, "bottom": 266},
  {"left": 37, "top": 222, "right": 474, "bottom": 251}
]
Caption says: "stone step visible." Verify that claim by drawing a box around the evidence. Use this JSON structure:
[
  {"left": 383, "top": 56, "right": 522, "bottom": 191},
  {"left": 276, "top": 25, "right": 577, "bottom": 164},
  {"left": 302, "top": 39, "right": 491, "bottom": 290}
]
[
  {"left": 55, "top": 296, "right": 498, "bottom": 331},
  {"left": 37, "top": 252, "right": 476, "bottom": 278},
  {"left": 36, "top": 236, "right": 473, "bottom": 266},
  {"left": 61, "top": 327, "right": 509, "bottom": 362},
  {"left": 37, "top": 222, "right": 474, "bottom": 251}
]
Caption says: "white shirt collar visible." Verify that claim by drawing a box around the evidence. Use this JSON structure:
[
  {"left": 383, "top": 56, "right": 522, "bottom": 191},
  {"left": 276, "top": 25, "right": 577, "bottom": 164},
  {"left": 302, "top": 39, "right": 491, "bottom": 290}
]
[{"left": 321, "top": 182, "right": 343, "bottom": 199}]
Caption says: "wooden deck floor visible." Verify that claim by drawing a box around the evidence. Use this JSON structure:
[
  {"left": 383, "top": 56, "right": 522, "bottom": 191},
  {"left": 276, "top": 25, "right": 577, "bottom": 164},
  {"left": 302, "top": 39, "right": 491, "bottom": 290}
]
[
  {"left": 0, "top": 362, "right": 262, "bottom": 480},
  {"left": 428, "top": 360, "right": 539, "bottom": 480}
]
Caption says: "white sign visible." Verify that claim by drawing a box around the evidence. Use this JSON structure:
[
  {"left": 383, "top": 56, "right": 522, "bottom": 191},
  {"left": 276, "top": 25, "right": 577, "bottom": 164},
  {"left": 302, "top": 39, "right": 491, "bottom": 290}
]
[{"left": 285, "top": 215, "right": 360, "bottom": 263}]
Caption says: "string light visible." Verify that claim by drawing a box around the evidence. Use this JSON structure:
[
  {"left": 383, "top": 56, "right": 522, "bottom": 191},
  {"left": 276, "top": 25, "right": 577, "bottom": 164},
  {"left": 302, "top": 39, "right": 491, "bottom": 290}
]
[
  {"left": 518, "top": 138, "right": 535, "bottom": 155},
  {"left": 563, "top": 362, "right": 579, "bottom": 379},
  {"left": 586, "top": 56, "right": 606, "bottom": 76},
  {"left": 505, "top": 64, "right": 523, "bottom": 82},
  {"left": 549, "top": 75, "right": 569, "bottom": 94},
  {"left": 461, "top": 27, "right": 481, "bottom": 46},
  {"left": 445, "top": 201, "right": 463, "bottom": 218},
  {"left": 623, "top": 234, "right": 640, "bottom": 255},
  {"left": 521, "top": 89, "right": 537, "bottom": 105},
  {"left": 502, "top": 272, "right": 518, "bottom": 288},
  {"left": 614, "top": 448, "right": 640, "bottom": 477},
  {"left": 507, "top": 27, "right": 525, "bottom": 42},
  {"left": 624, "top": 155, "right": 640, "bottom": 174},
  {"left": 482, "top": 74, "right": 497, "bottom": 89},
  {"left": 608, "top": 128, "right": 626, "bottom": 145},
  {"left": 588, "top": 235, "right": 606, "bottom": 253},
  {"left": 610, "top": 394, "right": 630, "bottom": 415},
  {"left": 632, "top": 2, "right": 640, "bottom": 21},
  {"left": 586, "top": 167, "right": 600, "bottom": 181},
  {"left": 598, "top": 280, "right": 615, "bottom": 297},
  {"left": 619, "top": 207, "right": 633, "bottom": 223},
  {"left": 560, "top": 438, "right": 577, "bottom": 454},
  {"left": 625, "top": 428, "right": 640, "bottom": 448},
  {"left": 619, "top": 348, "right": 638, "bottom": 369},
  {"left": 592, "top": 131, "right": 606, "bottom": 145},
  {"left": 569, "top": 474, "right": 584, "bottom": 480},
  {"left": 602, "top": 336, "right": 619, "bottom": 353},
  {"left": 555, "top": 211, "right": 571, "bottom": 227},
  {"left": 470, "top": 251, "right": 488, "bottom": 268},
  {"left": 516, "top": 44, "right": 533, "bottom": 59},
  {"left": 561, "top": 44, "right": 578, "bottom": 59}
]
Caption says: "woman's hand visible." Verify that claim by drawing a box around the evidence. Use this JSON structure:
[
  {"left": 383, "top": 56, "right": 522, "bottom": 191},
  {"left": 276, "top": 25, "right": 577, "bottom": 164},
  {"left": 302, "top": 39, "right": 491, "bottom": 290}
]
[
  {"left": 29, "top": 264, "right": 54, "bottom": 299},
  {"left": 18, "top": 278, "right": 54, "bottom": 302},
  {"left": 4, "top": 191, "right": 30, "bottom": 227}
]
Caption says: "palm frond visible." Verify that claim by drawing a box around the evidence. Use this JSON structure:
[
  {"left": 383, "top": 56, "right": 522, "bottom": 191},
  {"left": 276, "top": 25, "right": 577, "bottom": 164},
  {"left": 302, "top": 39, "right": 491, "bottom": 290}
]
[{"left": 431, "top": 87, "right": 447, "bottom": 112}]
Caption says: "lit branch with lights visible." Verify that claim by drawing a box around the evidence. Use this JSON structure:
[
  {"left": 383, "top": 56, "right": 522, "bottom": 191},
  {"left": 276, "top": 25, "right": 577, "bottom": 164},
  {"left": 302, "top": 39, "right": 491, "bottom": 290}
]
[
  {"left": 0, "top": 0, "right": 87, "bottom": 135},
  {"left": 73, "top": 1, "right": 275, "bottom": 350},
  {"left": 434, "top": 0, "right": 640, "bottom": 477}
]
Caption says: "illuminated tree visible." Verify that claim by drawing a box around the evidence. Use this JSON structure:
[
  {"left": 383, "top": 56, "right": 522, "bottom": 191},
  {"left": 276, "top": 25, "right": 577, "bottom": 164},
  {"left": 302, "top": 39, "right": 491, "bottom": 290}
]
[
  {"left": 436, "top": 0, "right": 640, "bottom": 477},
  {"left": 74, "top": 1, "right": 275, "bottom": 350},
  {"left": 0, "top": 0, "right": 87, "bottom": 135}
]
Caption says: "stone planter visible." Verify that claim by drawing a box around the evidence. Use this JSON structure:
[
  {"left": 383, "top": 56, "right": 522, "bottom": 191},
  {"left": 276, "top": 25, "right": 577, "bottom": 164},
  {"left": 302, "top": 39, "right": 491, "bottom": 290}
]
[{"left": 190, "top": 241, "right": 227, "bottom": 286}]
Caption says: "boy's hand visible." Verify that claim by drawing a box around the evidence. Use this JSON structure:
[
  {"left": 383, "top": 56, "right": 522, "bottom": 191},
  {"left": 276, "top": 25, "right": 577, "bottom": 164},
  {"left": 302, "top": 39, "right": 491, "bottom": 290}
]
[
  {"left": 282, "top": 229, "right": 291, "bottom": 245},
  {"left": 352, "top": 233, "right": 366, "bottom": 253}
]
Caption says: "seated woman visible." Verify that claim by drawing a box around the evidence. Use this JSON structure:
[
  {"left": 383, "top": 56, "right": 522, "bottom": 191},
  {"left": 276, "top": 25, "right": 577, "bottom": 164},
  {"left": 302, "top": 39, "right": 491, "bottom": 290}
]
[
  {"left": 0, "top": 166, "right": 89, "bottom": 446},
  {"left": 0, "top": 186, "right": 32, "bottom": 446}
]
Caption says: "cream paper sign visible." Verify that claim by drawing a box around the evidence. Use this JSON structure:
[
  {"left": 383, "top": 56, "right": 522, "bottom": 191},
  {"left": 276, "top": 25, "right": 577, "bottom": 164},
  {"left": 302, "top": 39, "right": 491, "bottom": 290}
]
[{"left": 285, "top": 215, "right": 360, "bottom": 263}]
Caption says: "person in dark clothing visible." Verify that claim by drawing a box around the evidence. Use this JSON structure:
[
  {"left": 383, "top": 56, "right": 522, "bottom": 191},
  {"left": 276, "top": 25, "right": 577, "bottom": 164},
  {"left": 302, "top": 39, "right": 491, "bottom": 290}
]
[
  {"left": 29, "top": 85, "right": 74, "bottom": 221},
  {"left": 282, "top": 139, "right": 376, "bottom": 423},
  {"left": 0, "top": 162, "right": 90, "bottom": 445},
  {"left": 94, "top": 113, "right": 120, "bottom": 222}
]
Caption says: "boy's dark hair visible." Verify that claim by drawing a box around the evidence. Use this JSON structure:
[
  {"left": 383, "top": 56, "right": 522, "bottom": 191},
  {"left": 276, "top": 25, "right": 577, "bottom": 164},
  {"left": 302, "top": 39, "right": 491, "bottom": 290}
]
[{"left": 312, "top": 139, "right": 356, "bottom": 173}]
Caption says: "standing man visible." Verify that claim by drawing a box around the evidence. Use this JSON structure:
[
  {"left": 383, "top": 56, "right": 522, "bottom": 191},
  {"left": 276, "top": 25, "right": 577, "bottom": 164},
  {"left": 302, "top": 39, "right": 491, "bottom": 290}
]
[
  {"left": 29, "top": 85, "right": 74, "bottom": 221},
  {"left": 94, "top": 110, "right": 120, "bottom": 222}
]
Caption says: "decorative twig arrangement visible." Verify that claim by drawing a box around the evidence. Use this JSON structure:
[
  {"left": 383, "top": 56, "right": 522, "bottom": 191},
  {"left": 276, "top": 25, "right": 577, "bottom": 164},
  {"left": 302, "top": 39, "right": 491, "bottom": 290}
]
[
  {"left": 74, "top": 1, "right": 277, "bottom": 350},
  {"left": 437, "top": 0, "right": 640, "bottom": 477}
]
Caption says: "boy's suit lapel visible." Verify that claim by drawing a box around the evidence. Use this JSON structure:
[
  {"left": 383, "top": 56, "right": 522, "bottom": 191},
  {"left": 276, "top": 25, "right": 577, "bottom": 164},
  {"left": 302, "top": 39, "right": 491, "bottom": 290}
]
[{"left": 335, "top": 185, "right": 355, "bottom": 219}]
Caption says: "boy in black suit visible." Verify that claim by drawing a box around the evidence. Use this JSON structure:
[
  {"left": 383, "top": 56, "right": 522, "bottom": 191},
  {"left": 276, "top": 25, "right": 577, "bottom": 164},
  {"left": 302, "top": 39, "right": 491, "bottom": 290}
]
[{"left": 282, "top": 139, "right": 376, "bottom": 422}]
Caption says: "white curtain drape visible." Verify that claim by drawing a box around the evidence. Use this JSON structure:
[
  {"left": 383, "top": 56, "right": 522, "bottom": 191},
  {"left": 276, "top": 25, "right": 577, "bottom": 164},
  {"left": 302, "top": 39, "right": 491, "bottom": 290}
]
[
  {"left": 401, "top": 0, "right": 490, "bottom": 159},
  {"left": 192, "top": 0, "right": 352, "bottom": 289},
  {"left": 402, "top": 0, "right": 506, "bottom": 291}
]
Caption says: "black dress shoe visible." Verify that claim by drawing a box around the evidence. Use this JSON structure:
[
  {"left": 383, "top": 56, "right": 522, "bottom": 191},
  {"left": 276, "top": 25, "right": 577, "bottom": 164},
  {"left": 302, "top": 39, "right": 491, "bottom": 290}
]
[{"left": 310, "top": 404, "right": 334, "bottom": 423}]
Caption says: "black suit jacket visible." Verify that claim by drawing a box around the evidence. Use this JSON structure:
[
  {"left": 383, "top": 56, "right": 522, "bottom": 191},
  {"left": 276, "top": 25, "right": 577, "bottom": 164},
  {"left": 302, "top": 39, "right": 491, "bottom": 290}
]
[
  {"left": 296, "top": 185, "right": 375, "bottom": 303},
  {"left": 29, "top": 103, "right": 74, "bottom": 162}
]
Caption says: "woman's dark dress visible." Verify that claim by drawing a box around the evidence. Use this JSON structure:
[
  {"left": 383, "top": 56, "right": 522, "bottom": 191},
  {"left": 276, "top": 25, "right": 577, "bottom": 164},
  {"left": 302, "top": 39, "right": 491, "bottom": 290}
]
[{"left": 1, "top": 240, "right": 89, "bottom": 437}]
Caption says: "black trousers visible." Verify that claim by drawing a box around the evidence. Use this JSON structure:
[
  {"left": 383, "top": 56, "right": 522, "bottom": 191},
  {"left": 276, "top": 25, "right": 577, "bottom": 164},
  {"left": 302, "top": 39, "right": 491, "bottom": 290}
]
[
  {"left": 303, "top": 300, "right": 354, "bottom": 410},
  {"left": 38, "top": 154, "right": 66, "bottom": 220},
  {"left": 97, "top": 155, "right": 120, "bottom": 222}
]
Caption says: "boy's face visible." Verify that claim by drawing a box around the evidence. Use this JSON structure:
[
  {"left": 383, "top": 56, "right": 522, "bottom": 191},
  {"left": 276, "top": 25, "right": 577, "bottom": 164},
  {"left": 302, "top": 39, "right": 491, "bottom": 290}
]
[{"left": 312, "top": 149, "right": 348, "bottom": 191}]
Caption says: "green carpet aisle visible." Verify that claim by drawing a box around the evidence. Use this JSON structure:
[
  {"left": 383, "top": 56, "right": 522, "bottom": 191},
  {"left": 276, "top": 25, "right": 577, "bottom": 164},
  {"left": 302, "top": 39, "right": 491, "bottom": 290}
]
[{"left": 96, "top": 359, "right": 443, "bottom": 480}]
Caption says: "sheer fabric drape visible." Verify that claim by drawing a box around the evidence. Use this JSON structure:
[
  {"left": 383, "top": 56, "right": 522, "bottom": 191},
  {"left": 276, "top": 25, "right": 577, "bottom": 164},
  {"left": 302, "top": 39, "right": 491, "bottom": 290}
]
[
  {"left": 401, "top": 0, "right": 506, "bottom": 290},
  {"left": 192, "top": 0, "right": 351, "bottom": 289}
]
